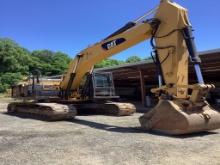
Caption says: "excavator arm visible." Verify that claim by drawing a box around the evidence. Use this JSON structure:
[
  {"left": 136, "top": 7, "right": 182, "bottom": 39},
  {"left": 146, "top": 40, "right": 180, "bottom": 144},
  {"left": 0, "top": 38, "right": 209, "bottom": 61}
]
[
  {"left": 60, "top": 0, "right": 196, "bottom": 101},
  {"left": 60, "top": 20, "right": 154, "bottom": 96}
]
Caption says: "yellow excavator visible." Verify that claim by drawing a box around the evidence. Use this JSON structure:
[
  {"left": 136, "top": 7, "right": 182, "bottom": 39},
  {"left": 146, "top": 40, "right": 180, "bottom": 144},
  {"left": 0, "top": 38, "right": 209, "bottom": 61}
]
[{"left": 8, "top": 0, "right": 220, "bottom": 135}]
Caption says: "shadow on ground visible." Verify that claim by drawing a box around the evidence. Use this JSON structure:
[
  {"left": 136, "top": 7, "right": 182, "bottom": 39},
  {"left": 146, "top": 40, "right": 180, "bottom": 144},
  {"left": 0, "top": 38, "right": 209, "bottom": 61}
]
[
  {"left": 3, "top": 112, "right": 218, "bottom": 138},
  {"left": 72, "top": 118, "right": 218, "bottom": 138},
  {"left": 73, "top": 118, "right": 143, "bottom": 133}
]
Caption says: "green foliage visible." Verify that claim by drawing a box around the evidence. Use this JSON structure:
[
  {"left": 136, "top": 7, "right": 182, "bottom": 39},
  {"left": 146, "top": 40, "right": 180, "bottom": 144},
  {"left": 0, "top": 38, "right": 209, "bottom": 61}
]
[
  {"left": 0, "top": 38, "right": 71, "bottom": 93},
  {"left": 95, "top": 55, "right": 149, "bottom": 68},
  {"left": 126, "top": 56, "right": 142, "bottom": 63},
  {"left": 50, "top": 51, "right": 72, "bottom": 75},
  {"left": 0, "top": 38, "right": 32, "bottom": 74},
  {"left": 0, "top": 84, "right": 8, "bottom": 93},
  {"left": 95, "top": 59, "right": 125, "bottom": 68},
  {"left": 0, "top": 72, "right": 22, "bottom": 93},
  {"left": 31, "top": 50, "right": 71, "bottom": 75},
  {"left": 0, "top": 72, "right": 22, "bottom": 86},
  {"left": 143, "top": 56, "right": 152, "bottom": 61}
]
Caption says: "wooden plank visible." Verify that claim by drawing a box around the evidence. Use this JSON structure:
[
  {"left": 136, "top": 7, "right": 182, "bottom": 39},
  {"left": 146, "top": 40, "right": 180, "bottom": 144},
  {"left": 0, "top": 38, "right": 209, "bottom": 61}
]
[{"left": 139, "top": 70, "right": 146, "bottom": 106}]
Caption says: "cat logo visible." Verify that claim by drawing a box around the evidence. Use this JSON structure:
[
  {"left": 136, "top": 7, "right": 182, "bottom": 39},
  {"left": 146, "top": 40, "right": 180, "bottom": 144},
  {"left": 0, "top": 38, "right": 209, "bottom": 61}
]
[
  {"left": 107, "top": 40, "right": 117, "bottom": 50},
  {"left": 102, "top": 38, "right": 126, "bottom": 50}
]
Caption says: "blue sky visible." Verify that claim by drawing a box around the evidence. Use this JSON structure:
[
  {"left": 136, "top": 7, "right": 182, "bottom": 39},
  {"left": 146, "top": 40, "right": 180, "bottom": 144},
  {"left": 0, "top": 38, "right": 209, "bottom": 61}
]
[{"left": 0, "top": 0, "right": 219, "bottom": 60}]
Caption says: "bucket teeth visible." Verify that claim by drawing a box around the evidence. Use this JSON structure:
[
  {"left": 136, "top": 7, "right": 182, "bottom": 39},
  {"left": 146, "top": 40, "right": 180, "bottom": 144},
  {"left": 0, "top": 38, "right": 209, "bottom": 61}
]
[{"left": 139, "top": 100, "right": 220, "bottom": 135}]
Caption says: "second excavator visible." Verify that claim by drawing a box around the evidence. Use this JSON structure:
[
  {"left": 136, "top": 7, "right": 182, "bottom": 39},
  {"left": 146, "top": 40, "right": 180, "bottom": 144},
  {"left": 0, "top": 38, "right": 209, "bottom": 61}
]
[{"left": 8, "top": 0, "right": 220, "bottom": 135}]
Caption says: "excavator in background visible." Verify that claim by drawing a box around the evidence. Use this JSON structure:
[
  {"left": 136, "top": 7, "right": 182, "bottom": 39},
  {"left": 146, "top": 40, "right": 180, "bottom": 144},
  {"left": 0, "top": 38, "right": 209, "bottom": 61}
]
[{"left": 8, "top": 0, "right": 220, "bottom": 135}]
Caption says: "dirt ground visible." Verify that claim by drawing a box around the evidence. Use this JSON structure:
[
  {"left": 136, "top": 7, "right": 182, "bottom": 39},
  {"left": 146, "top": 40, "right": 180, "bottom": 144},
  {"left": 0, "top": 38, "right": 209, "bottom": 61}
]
[{"left": 0, "top": 98, "right": 219, "bottom": 165}]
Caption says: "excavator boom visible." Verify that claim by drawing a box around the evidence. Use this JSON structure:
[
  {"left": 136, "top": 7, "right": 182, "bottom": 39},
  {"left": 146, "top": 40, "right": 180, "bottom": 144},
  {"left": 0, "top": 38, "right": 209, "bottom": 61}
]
[{"left": 60, "top": 21, "right": 154, "bottom": 96}]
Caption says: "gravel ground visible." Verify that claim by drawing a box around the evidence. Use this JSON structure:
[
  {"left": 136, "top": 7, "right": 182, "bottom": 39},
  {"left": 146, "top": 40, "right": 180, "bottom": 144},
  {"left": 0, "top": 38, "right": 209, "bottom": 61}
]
[{"left": 0, "top": 99, "right": 220, "bottom": 165}]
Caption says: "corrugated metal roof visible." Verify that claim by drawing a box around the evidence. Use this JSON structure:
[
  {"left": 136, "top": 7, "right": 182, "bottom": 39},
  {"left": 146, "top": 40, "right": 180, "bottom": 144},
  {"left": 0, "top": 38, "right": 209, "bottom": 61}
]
[
  {"left": 198, "top": 48, "right": 220, "bottom": 56},
  {"left": 94, "top": 48, "right": 220, "bottom": 72}
]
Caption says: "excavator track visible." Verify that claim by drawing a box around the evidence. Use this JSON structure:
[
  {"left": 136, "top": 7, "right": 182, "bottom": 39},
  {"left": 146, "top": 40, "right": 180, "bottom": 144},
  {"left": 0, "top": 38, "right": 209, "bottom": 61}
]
[
  {"left": 7, "top": 102, "right": 77, "bottom": 121},
  {"left": 102, "top": 102, "right": 136, "bottom": 116},
  {"left": 74, "top": 102, "right": 136, "bottom": 116}
]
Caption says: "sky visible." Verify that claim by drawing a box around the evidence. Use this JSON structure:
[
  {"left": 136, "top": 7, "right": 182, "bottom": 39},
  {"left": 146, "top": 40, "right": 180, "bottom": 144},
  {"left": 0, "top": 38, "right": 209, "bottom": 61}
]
[{"left": 0, "top": 0, "right": 219, "bottom": 60}]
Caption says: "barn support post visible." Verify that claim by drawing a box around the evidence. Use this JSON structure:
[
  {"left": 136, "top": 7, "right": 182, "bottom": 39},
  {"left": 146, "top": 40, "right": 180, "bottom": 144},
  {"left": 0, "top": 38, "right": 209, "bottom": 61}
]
[{"left": 139, "top": 69, "right": 146, "bottom": 106}]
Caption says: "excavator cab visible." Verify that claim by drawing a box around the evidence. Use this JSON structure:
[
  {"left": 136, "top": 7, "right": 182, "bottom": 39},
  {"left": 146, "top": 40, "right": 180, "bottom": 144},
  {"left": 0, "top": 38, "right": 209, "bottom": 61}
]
[
  {"left": 92, "top": 72, "right": 119, "bottom": 99},
  {"left": 80, "top": 72, "right": 119, "bottom": 100}
]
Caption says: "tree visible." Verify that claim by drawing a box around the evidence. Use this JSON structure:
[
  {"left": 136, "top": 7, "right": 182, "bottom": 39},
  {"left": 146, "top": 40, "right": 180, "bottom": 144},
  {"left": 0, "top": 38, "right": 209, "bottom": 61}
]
[
  {"left": 0, "top": 37, "right": 72, "bottom": 93},
  {"left": 125, "top": 56, "right": 142, "bottom": 63},
  {"left": 95, "top": 59, "right": 125, "bottom": 68},
  {"left": 31, "top": 50, "right": 71, "bottom": 76},
  {"left": 0, "top": 38, "right": 32, "bottom": 74},
  {"left": 0, "top": 72, "right": 22, "bottom": 93},
  {"left": 49, "top": 51, "right": 71, "bottom": 75},
  {"left": 143, "top": 56, "right": 153, "bottom": 61},
  {"left": 0, "top": 38, "right": 33, "bottom": 93}
]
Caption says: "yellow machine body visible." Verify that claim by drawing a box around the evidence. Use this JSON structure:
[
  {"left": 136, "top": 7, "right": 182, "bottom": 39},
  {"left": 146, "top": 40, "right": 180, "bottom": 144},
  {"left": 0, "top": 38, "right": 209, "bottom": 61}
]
[{"left": 9, "top": 0, "right": 220, "bottom": 134}]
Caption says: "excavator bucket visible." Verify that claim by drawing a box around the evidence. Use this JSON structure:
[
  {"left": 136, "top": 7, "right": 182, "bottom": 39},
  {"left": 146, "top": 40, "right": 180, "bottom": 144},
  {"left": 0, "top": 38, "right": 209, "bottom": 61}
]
[{"left": 139, "top": 100, "right": 220, "bottom": 135}]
